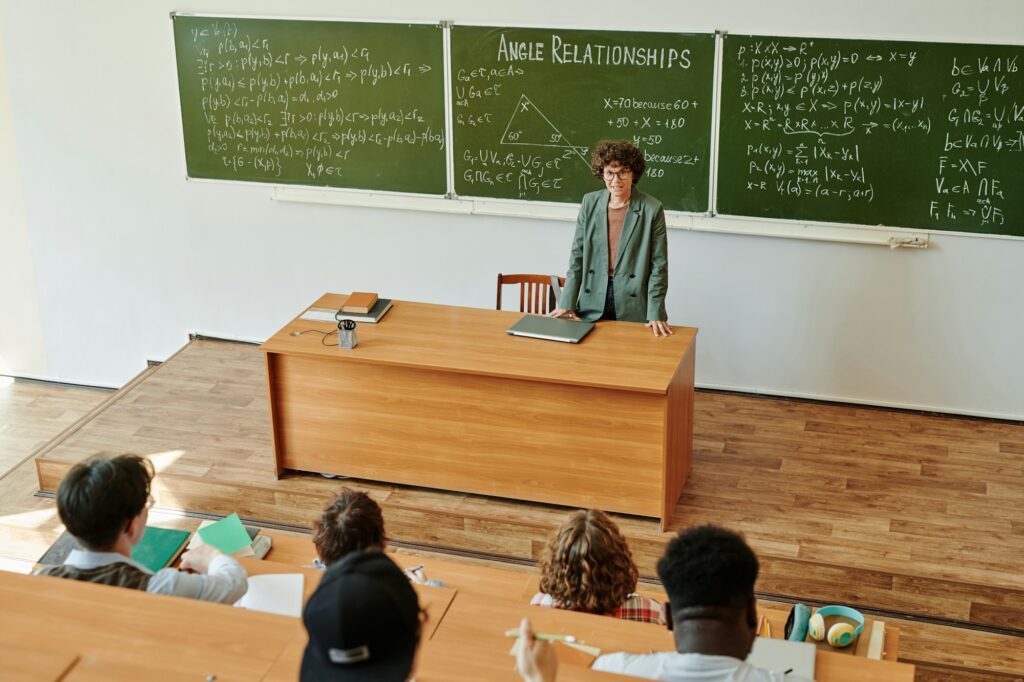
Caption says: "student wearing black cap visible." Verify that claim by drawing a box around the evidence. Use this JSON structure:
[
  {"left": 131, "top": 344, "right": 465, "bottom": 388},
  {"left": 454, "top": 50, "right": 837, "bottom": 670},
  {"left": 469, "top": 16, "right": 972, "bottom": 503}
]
[
  {"left": 302, "top": 550, "right": 558, "bottom": 681},
  {"left": 301, "top": 551, "right": 421, "bottom": 681}
]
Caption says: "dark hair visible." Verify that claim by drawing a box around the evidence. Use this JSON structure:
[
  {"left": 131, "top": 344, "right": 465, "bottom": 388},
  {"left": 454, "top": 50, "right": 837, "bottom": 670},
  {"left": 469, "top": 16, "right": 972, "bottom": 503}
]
[
  {"left": 537, "top": 509, "right": 639, "bottom": 615},
  {"left": 590, "top": 140, "right": 646, "bottom": 185},
  {"left": 657, "top": 524, "right": 759, "bottom": 610},
  {"left": 56, "top": 453, "right": 153, "bottom": 551},
  {"left": 313, "top": 488, "right": 386, "bottom": 566}
]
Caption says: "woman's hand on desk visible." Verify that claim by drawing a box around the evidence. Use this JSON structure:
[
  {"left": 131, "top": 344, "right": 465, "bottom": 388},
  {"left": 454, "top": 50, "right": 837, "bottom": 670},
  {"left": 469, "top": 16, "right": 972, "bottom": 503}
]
[
  {"left": 646, "top": 320, "right": 674, "bottom": 337},
  {"left": 515, "top": 618, "right": 558, "bottom": 682},
  {"left": 546, "top": 308, "right": 578, "bottom": 320}
]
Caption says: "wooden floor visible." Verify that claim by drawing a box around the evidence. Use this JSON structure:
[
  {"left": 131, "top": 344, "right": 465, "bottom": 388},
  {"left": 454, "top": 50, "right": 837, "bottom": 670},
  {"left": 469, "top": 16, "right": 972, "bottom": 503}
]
[{"left": 3, "top": 339, "right": 1023, "bottom": 680}]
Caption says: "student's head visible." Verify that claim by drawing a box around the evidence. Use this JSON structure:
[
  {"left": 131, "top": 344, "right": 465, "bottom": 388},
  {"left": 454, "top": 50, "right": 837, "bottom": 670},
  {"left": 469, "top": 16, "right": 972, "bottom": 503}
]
[
  {"left": 301, "top": 551, "right": 422, "bottom": 682},
  {"left": 538, "top": 509, "right": 639, "bottom": 615},
  {"left": 313, "top": 488, "right": 386, "bottom": 567},
  {"left": 56, "top": 453, "right": 154, "bottom": 552},
  {"left": 657, "top": 524, "right": 760, "bottom": 657}
]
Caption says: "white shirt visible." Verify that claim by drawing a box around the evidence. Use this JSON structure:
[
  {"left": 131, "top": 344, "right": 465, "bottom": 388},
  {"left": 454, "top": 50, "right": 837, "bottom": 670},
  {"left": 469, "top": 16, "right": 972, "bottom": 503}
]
[
  {"left": 64, "top": 549, "right": 248, "bottom": 604},
  {"left": 593, "top": 652, "right": 814, "bottom": 682}
]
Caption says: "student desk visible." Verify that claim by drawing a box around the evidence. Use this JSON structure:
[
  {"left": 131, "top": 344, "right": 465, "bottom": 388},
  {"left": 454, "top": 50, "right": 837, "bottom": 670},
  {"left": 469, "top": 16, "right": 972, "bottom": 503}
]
[
  {"left": 428, "top": 594, "right": 915, "bottom": 682},
  {"left": 261, "top": 294, "right": 698, "bottom": 528}
]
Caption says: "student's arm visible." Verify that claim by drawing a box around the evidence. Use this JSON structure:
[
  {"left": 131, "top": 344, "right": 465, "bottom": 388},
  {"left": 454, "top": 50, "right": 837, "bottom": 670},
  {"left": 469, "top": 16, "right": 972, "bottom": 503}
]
[{"left": 147, "top": 553, "right": 248, "bottom": 604}]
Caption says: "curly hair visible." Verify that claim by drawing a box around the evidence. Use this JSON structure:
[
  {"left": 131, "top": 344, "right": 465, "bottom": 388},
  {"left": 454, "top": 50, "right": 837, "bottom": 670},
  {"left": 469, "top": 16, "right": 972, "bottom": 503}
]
[
  {"left": 537, "top": 509, "right": 639, "bottom": 615},
  {"left": 590, "top": 140, "right": 646, "bottom": 185},
  {"left": 57, "top": 453, "right": 153, "bottom": 551},
  {"left": 657, "top": 524, "right": 759, "bottom": 610},
  {"left": 312, "top": 488, "right": 386, "bottom": 566}
]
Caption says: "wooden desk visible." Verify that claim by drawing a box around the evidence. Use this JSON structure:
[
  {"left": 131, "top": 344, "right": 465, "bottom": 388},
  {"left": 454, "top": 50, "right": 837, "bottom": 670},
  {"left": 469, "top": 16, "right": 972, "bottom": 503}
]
[
  {"left": 0, "top": 643, "right": 78, "bottom": 682},
  {"left": 261, "top": 295, "right": 697, "bottom": 527},
  {"left": 428, "top": 594, "right": 915, "bottom": 682},
  {"left": 1, "top": 571, "right": 299, "bottom": 681}
]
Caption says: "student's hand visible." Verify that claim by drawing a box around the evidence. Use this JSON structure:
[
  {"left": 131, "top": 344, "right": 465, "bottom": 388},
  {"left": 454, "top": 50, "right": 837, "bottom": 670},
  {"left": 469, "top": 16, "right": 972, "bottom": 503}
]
[
  {"left": 180, "top": 543, "right": 224, "bottom": 574},
  {"left": 646, "top": 320, "right": 673, "bottom": 337},
  {"left": 546, "top": 308, "right": 578, "bottom": 320},
  {"left": 515, "top": 618, "right": 558, "bottom": 682}
]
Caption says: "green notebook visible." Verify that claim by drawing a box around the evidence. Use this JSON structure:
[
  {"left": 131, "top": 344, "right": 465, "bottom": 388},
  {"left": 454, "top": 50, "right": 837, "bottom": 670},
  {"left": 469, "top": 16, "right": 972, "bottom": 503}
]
[{"left": 130, "top": 526, "right": 192, "bottom": 572}]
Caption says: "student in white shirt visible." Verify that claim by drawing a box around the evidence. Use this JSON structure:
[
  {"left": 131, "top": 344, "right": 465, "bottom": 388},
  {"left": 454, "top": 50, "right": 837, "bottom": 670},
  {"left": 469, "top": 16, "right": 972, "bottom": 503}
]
[
  {"left": 592, "top": 525, "right": 812, "bottom": 682},
  {"left": 35, "top": 453, "right": 247, "bottom": 604}
]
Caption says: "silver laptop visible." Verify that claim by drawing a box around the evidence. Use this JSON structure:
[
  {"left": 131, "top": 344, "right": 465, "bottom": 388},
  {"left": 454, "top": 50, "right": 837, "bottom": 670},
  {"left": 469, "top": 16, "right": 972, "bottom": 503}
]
[
  {"left": 507, "top": 315, "right": 595, "bottom": 344},
  {"left": 746, "top": 637, "right": 816, "bottom": 678}
]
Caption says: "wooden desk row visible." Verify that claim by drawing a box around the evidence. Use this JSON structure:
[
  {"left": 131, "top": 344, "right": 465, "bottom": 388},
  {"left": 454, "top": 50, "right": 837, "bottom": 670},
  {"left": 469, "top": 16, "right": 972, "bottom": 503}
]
[{"left": 1, "top": 533, "right": 914, "bottom": 681}]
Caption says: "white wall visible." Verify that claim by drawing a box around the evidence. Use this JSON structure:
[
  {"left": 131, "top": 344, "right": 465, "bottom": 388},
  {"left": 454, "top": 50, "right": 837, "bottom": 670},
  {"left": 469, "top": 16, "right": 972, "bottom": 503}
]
[
  {"left": 0, "top": 28, "right": 46, "bottom": 376},
  {"left": 1, "top": 0, "right": 1021, "bottom": 417}
]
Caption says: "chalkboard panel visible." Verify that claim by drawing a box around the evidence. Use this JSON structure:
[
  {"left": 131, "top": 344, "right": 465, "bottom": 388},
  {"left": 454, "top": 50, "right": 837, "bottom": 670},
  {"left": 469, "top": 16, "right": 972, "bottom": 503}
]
[
  {"left": 172, "top": 15, "right": 446, "bottom": 194},
  {"left": 717, "top": 35, "right": 1024, "bottom": 237},
  {"left": 451, "top": 26, "right": 715, "bottom": 212}
]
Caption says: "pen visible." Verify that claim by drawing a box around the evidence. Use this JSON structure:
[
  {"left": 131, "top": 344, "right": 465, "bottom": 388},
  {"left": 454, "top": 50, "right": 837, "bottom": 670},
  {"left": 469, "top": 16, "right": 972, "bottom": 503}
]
[
  {"left": 504, "top": 629, "right": 577, "bottom": 643},
  {"left": 407, "top": 564, "right": 424, "bottom": 573}
]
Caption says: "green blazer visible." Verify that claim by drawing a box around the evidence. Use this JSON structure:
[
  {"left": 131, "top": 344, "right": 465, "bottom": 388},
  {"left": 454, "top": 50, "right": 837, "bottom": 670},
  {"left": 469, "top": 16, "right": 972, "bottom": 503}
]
[{"left": 558, "top": 188, "right": 668, "bottom": 323}]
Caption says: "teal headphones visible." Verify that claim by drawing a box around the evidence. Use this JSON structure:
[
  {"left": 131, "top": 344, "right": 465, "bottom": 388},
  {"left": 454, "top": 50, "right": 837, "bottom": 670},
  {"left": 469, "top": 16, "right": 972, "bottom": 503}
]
[{"left": 785, "top": 604, "right": 864, "bottom": 648}]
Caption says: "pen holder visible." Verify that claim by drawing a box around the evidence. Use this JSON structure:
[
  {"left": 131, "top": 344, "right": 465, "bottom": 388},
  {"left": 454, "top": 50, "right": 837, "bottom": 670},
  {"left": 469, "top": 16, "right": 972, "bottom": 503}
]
[{"left": 338, "top": 320, "right": 358, "bottom": 350}]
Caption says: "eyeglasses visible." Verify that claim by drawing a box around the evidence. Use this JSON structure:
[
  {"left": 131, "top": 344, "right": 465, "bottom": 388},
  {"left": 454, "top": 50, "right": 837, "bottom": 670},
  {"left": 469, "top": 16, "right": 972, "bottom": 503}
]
[{"left": 602, "top": 168, "right": 632, "bottom": 180}]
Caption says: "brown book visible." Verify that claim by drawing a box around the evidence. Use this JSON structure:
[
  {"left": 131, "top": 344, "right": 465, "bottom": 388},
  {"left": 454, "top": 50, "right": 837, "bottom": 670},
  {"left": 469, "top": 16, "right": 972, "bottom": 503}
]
[{"left": 342, "top": 292, "right": 378, "bottom": 314}]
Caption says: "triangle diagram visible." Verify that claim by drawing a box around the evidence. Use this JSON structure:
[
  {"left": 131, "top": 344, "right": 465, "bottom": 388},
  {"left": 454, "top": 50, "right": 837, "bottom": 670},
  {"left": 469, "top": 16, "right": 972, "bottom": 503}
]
[{"left": 499, "top": 95, "right": 589, "bottom": 166}]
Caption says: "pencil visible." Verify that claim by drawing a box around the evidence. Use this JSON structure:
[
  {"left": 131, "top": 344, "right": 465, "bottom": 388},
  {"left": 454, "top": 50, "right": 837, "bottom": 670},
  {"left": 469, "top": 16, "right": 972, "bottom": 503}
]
[{"left": 504, "top": 629, "right": 577, "bottom": 643}]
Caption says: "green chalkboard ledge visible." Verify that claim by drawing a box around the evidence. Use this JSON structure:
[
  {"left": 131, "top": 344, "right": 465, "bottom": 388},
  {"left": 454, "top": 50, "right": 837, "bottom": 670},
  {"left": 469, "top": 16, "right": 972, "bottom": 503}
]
[{"left": 272, "top": 186, "right": 937, "bottom": 247}]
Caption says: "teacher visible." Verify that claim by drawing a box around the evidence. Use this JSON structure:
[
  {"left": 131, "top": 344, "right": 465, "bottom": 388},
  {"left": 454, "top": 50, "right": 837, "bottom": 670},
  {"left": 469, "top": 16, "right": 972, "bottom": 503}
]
[{"left": 549, "top": 140, "right": 672, "bottom": 336}]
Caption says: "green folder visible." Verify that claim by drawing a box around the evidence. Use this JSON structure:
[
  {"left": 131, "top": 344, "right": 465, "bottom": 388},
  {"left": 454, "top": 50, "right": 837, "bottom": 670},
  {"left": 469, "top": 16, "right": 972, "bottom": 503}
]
[
  {"left": 131, "top": 526, "right": 192, "bottom": 572},
  {"left": 197, "top": 513, "right": 253, "bottom": 555}
]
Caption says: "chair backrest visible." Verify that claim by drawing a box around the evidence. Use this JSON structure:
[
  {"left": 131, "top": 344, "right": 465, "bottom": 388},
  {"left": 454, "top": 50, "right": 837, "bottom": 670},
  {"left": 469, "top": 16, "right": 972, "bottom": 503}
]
[{"left": 496, "top": 274, "right": 567, "bottom": 315}]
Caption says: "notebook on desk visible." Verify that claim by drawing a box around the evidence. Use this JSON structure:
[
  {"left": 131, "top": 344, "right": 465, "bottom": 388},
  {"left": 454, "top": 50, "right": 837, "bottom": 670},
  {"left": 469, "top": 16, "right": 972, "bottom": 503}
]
[
  {"left": 746, "top": 637, "right": 816, "bottom": 678},
  {"left": 507, "top": 315, "right": 595, "bottom": 343}
]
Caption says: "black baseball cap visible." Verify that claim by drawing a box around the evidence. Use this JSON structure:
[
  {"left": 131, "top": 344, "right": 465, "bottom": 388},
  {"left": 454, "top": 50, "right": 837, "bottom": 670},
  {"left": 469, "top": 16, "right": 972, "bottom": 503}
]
[{"left": 301, "top": 551, "right": 421, "bottom": 681}]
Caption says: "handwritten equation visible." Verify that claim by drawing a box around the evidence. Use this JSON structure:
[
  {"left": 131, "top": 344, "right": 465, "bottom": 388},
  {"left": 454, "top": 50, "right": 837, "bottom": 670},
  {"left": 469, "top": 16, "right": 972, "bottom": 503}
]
[
  {"left": 719, "top": 36, "right": 1023, "bottom": 235},
  {"left": 174, "top": 17, "right": 446, "bottom": 193},
  {"left": 451, "top": 27, "right": 714, "bottom": 211}
]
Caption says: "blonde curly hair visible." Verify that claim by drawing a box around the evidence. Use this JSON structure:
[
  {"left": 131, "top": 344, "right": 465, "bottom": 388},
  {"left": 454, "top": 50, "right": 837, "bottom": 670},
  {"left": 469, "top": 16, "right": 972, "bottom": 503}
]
[{"left": 537, "top": 509, "right": 639, "bottom": 614}]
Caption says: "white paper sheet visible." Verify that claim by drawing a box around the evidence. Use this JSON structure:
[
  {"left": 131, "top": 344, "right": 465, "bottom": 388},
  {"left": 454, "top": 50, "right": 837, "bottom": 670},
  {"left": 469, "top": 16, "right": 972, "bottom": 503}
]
[{"left": 235, "top": 573, "right": 305, "bottom": 618}]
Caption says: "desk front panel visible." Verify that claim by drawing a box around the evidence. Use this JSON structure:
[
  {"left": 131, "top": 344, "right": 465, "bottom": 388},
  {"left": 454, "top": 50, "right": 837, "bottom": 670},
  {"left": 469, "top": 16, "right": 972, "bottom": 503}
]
[{"left": 267, "top": 352, "right": 666, "bottom": 518}]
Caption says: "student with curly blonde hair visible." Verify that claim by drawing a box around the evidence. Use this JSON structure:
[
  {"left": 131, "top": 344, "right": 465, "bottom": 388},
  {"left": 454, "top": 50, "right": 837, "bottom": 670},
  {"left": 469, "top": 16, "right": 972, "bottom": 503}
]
[{"left": 530, "top": 509, "right": 665, "bottom": 625}]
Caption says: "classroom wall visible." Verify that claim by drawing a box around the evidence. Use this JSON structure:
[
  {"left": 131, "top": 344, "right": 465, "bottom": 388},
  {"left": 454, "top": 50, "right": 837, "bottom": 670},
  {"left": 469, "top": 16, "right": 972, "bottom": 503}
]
[
  {"left": 0, "top": 1, "right": 1021, "bottom": 417},
  {"left": 0, "top": 28, "right": 45, "bottom": 376}
]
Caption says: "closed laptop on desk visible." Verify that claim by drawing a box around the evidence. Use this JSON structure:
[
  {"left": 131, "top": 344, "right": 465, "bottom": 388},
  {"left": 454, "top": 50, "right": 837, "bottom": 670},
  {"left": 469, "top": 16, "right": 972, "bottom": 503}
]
[{"left": 507, "top": 315, "right": 595, "bottom": 343}]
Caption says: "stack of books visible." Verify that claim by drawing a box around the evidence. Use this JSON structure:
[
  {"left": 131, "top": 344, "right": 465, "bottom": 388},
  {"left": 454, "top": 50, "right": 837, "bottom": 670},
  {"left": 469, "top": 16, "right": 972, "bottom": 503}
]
[{"left": 335, "top": 291, "right": 392, "bottom": 323}]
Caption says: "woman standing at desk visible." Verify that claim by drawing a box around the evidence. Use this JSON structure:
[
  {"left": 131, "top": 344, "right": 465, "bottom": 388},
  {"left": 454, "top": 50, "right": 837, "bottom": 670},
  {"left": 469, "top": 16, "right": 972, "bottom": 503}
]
[{"left": 548, "top": 140, "right": 673, "bottom": 337}]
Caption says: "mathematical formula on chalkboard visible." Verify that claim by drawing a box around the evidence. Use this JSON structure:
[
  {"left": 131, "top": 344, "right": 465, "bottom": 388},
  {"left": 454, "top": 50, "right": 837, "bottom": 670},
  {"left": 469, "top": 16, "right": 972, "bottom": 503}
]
[{"left": 172, "top": 16, "right": 1024, "bottom": 237}]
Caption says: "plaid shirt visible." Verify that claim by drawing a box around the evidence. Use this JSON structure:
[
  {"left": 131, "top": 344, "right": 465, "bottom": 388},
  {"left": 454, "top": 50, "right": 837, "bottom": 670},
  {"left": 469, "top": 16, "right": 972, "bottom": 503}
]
[{"left": 530, "top": 591, "right": 667, "bottom": 626}]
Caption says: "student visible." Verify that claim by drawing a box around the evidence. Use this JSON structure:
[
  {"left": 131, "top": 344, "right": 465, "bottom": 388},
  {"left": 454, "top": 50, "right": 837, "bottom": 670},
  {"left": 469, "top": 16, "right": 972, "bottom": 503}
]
[
  {"left": 312, "top": 488, "right": 444, "bottom": 586},
  {"left": 593, "top": 524, "right": 812, "bottom": 682},
  {"left": 312, "top": 488, "right": 387, "bottom": 567},
  {"left": 35, "top": 453, "right": 247, "bottom": 604},
  {"left": 531, "top": 509, "right": 666, "bottom": 625},
  {"left": 301, "top": 551, "right": 421, "bottom": 681}
]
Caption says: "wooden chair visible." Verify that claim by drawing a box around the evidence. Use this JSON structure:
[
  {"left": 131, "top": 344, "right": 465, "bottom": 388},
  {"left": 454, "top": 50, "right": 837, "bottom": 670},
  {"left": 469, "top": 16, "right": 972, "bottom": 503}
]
[{"left": 496, "top": 274, "right": 566, "bottom": 315}]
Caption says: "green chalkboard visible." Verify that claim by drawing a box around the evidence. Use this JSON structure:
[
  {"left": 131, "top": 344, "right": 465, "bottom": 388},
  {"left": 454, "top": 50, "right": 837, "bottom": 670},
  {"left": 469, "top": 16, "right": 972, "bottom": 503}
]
[
  {"left": 172, "top": 15, "right": 446, "bottom": 194},
  {"left": 451, "top": 26, "right": 715, "bottom": 212},
  {"left": 717, "top": 35, "right": 1024, "bottom": 237}
]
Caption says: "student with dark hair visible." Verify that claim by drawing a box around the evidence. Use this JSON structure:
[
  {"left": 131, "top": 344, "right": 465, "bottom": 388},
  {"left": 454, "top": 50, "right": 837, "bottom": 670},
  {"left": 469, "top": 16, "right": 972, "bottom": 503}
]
[
  {"left": 35, "top": 453, "right": 247, "bottom": 604},
  {"left": 312, "top": 488, "right": 386, "bottom": 567},
  {"left": 593, "top": 524, "right": 811, "bottom": 681},
  {"left": 312, "top": 488, "right": 444, "bottom": 587}
]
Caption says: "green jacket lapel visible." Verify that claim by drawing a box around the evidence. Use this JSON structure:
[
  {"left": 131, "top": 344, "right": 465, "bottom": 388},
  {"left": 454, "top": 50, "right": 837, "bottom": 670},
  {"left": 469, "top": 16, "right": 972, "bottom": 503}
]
[
  {"left": 614, "top": 191, "right": 642, "bottom": 272},
  {"left": 594, "top": 190, "right": 610, "bottom": 275}
]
